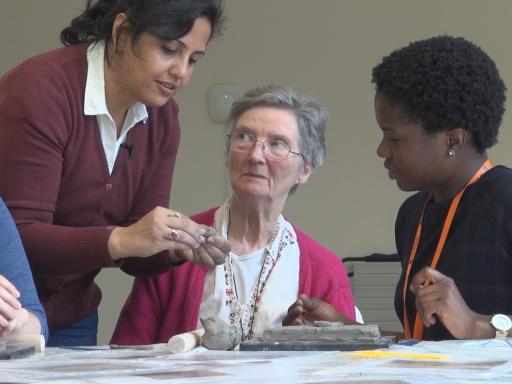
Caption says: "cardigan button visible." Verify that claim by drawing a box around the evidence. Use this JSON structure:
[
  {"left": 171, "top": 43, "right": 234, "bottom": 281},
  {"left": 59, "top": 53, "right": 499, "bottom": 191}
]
[{"left": 105, "top": 183, "right": 113, "bottom": 190}]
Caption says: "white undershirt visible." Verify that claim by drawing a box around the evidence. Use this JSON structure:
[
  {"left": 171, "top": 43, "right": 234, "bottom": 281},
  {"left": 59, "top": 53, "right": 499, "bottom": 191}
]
[
  {"left": 84, "top": 40, "right": 148, "bottom": 174},
  {"left": 229, "top": 248, "right": 266, "bottom": 304}
]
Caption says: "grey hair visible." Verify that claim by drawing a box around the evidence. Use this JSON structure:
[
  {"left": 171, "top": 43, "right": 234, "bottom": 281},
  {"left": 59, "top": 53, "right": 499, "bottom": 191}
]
[{"left": 226, "top": 85, "right": 327, "bottom": 169}]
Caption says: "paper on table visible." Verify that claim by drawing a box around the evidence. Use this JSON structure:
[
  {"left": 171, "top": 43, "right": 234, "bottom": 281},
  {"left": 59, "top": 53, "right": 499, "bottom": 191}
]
[{"left": 340, "top": 350, "right": 449, "bottom": 360}]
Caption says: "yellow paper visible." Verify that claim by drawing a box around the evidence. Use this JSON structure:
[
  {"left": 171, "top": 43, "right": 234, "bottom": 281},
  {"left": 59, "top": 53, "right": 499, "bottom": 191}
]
[{"left": 339, "top": 350, "right": 449, "bottom": 360}]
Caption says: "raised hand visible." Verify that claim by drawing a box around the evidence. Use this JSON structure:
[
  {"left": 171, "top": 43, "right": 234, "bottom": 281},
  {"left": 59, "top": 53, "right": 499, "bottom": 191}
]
[
  {"left": 174, "top": 227, "right": 231, "bottom": 268},
  {"left": 410, "top": 266, "right": 480, "bottom": 339},
  {"left": 108, "top": 207, "right": 230, "bottom": 268}
]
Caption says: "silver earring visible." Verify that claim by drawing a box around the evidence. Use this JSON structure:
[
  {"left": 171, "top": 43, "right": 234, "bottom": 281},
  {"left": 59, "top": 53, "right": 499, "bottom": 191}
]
[{"left": 448, "top": 149, "right": 455, "bottom": 157}]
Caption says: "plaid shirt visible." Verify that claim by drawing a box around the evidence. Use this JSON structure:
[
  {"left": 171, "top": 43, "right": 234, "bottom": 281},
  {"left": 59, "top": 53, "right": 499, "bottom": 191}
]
[{"left": 394, "top": 166, "right": 512, "bottom": 340}]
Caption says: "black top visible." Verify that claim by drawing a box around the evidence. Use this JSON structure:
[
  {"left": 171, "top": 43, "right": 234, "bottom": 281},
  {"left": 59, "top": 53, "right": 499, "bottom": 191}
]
[{"left": 394, "top": 165, "right": 512, "bottom": 340}]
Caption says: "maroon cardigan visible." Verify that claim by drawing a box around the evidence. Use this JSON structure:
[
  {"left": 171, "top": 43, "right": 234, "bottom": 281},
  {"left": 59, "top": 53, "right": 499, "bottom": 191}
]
[
  {"left": 111, "top": 207, "right": 355, "bottom": 345},
  {"left": 0, "top": 44, "right": 181, "bottom": 329}
]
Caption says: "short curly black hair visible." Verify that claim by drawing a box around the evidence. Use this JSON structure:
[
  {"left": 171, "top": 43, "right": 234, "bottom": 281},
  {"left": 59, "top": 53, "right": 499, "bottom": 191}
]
[{"left": 372, "top": 36, "right": 506, "bottom": 153}]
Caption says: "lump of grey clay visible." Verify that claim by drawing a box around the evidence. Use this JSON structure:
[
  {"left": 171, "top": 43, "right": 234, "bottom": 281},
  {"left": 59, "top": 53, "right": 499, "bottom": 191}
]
[
  {"left": 200, "top": 317, "right": 242, "bottom": 350},
  {"left": 260, "top": 323, "right": 381, "bottom": 342},
  {"left": 203, "top": 227, "right": 216, "bottom": 238}
]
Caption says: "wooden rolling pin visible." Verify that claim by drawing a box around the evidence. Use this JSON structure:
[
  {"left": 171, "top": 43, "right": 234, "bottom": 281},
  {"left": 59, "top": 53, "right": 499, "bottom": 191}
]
[{"left": 168, "top": 328, "right": 204, "bottom": 354}]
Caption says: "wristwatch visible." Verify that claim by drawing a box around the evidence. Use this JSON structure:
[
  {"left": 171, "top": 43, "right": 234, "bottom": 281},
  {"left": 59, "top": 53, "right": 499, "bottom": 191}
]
[{"left": 490, "top": 314, "right": 512, "bottom": 339}]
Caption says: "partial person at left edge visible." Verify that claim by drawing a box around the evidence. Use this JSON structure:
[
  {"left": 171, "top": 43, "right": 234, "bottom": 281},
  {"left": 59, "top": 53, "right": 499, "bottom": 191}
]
[
  {"left": 0, "top": 198, "right": 48, "bottom": 343},
  {"left": 0, "top": 0, "right": 229, "bottom": 347}
]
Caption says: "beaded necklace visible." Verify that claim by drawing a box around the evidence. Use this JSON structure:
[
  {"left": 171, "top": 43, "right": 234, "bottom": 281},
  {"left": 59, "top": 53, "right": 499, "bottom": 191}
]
[{"left": 222, "top": 220, "right": 294, "bottom": 340}]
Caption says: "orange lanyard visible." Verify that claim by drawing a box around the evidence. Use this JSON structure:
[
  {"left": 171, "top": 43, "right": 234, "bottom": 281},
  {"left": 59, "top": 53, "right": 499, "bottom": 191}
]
[{"left": 402, "top": 160, "right": 492, "bottom": 339}]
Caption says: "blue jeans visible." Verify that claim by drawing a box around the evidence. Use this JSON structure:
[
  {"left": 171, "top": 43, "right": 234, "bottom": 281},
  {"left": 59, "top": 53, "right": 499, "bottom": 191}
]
[{"left": 47, "top": 310, "right": 98, "bottom": 347}]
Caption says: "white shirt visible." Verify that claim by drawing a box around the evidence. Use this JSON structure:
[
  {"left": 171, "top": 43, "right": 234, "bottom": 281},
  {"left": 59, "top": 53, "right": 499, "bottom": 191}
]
[
  {"left": 229, "top": 247, "right": 266, "bottom": 304},
  {"left": 84, "top": 40, "right": 148, "bottom": 174}
]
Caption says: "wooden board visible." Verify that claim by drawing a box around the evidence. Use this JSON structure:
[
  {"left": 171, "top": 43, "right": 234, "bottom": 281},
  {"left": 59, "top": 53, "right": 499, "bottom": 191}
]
[{"left": 240, "top": 337, "right": 394, "bottom": 351}]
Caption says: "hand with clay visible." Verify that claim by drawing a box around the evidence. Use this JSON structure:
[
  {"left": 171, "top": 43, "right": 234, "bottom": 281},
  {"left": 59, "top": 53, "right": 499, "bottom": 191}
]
[
  {"left": 282, "top": 293, "right": 357, "bottom": 326},
  {"left": 108, "top": 207, "right": 230, "bottom": 268},
  {"left": 409, "top": 266, "right": 494, "bottom": 339}
]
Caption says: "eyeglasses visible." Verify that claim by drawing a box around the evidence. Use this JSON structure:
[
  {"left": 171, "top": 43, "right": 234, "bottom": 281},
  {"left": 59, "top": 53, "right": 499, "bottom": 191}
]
[{"left": 228, "top": 131, "right": 303, "bottom": 161}]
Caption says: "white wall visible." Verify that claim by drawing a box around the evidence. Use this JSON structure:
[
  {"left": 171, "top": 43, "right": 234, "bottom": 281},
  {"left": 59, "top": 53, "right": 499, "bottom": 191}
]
[{"left": 2, "top": 0, "right": 512, "bottom": 344}]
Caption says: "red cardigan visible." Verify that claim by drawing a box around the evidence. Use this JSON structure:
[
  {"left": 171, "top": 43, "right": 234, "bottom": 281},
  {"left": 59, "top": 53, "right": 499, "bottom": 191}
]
[
  {"left": 0, "top": 43, "right": 181, "bottom": 329},
  {"left": 111, "top": 207, "right": 355, "bottom": 344}
]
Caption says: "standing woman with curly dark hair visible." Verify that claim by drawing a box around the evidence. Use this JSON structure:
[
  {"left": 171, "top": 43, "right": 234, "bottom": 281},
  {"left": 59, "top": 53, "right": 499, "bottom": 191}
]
[
  {"left": 372, "top": 35, "right": 512, "bottom": 341},
  {"left": 0, "top": 0, "right": 230, "bottom": 346}
]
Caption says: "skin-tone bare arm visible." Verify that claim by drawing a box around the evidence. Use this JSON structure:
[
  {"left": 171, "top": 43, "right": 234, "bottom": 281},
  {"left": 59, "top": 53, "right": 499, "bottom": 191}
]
[
  {"left": 0, "top": 275, "right": 41, "bottom": 337},
  {"left": 282, "top": 293, "right": 358, "bottom": 326},
  {"left": 410, "top": 266, "right": 511, "bottom": 339}
]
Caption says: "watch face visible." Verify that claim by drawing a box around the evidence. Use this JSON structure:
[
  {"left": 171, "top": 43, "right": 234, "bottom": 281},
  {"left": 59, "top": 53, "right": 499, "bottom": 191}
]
[{"left": 492, "top": 314, "right": 512, "bottom": 331}]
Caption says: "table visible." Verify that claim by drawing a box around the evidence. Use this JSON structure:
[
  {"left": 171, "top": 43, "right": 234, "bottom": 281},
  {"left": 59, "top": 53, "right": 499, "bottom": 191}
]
[{"left": 1, "top": 339, "right": 512, "bottom": 383}]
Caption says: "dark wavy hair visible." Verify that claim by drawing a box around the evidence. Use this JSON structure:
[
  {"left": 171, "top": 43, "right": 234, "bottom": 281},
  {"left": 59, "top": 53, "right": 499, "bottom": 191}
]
[
  {"left": 61, "top": 0, "right": 225, "bottom": 50},
  {"left": 372, "top": 36, "right": 506, "bottom": 153}
]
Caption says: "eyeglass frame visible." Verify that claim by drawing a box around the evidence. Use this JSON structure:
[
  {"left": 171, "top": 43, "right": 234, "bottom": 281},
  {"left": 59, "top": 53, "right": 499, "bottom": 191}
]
[{"left": 227, "top": 130, "right": 304, "bottom": 161}]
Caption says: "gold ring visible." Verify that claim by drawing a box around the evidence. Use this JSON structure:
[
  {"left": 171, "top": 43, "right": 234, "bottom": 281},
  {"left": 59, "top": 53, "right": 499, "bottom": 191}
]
[
  {"left": 168, "top": 210, "right": 180, "bottom": 218},
  {"left": 169, "top": 229, "right": 179, "bottom": 240}
]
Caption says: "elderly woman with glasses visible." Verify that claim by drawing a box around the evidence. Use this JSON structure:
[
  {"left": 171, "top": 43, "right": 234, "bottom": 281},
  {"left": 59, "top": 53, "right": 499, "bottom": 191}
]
[{"left": 111, "top": 85, "right": 355, "bottom": 345}]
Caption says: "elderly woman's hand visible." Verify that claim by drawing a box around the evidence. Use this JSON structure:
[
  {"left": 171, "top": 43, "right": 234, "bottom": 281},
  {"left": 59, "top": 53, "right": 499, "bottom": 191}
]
[
  {"left": 172, "top": 230, "right": 230, "bottom": 268},
  {"left": 282, "top": 294, "right": 352, "bottom": 326},
  {"left": 0, "top": 275, "right": 29, "bottom": 337},
  {"left": 410, "top": 267, "right": 484, "bottom": 339}
]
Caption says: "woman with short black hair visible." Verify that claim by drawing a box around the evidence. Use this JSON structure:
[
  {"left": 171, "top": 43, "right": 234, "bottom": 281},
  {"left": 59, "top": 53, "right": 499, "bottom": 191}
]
[
  {"left": 285, "top": 36, "right": 512, "bottom": 341},
  {"left": 373, "top": 35, "right": 511, "bottom": 341}
]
